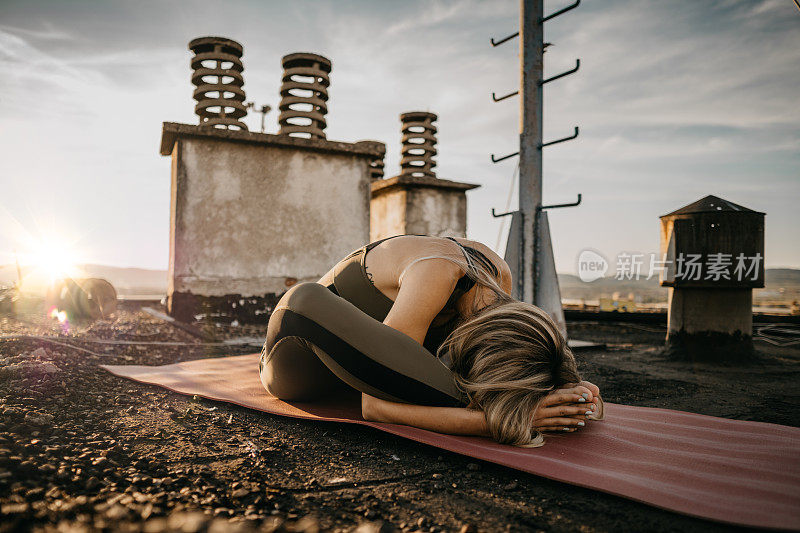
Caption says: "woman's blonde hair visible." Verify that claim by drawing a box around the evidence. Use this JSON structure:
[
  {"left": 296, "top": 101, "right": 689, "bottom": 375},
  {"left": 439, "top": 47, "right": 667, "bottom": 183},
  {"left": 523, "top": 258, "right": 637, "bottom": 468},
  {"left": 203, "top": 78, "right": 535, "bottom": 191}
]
[{"left": 404, "top": 237, "right": 582, "bottom": 447}]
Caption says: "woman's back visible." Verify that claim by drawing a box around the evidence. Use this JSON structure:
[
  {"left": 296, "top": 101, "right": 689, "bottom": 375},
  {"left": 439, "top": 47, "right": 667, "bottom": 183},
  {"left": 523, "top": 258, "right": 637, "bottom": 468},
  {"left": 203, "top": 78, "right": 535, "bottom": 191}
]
[
  {"left": 318, "top": 235, "right": 507, "bottom": 306},
  {"left": 316, "top": 234, "right": 509, "bottom": 355}
]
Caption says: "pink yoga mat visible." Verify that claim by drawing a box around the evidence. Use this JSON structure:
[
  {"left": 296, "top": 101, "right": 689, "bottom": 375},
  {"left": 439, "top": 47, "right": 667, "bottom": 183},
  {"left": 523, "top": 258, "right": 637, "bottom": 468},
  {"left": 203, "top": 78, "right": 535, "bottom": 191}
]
[{"left": 101, "top": 353, "right": 800, "bottom": 530}]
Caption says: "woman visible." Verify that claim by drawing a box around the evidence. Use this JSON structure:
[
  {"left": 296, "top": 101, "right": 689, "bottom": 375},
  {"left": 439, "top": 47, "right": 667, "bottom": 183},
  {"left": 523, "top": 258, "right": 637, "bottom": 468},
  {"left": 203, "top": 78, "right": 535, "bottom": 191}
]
[{"left": 260, "top": 234, "right": 603, "bottom": 447}]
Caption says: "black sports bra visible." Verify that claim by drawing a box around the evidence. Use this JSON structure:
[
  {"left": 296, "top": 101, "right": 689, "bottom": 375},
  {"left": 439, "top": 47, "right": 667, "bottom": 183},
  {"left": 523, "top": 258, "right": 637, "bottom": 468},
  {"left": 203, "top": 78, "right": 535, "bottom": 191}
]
[
  {"left": 367, "top": 234, "right": 498, "bottom": 308},
  {"left": 364, "top": 234, "right": 500, "bottom": 296}
]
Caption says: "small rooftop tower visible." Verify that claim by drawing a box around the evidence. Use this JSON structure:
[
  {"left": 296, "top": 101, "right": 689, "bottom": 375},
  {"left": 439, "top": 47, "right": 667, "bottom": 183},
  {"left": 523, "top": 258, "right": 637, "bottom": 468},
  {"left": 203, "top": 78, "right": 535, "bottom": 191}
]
[
  {"left": 659, "top": 195, "right": 765, "bottom": 360},
  {"left": 370, "top": 112, "right": 480, "bottom": 240}
]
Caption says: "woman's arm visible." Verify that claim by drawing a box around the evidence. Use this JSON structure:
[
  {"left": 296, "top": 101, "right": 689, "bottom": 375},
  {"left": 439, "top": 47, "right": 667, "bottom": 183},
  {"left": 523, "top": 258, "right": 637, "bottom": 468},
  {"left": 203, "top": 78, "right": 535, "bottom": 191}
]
[
  {"left": 382, "top": 257, "right": 462, "bottom": 345},
  {"left": 361, "top": 393, "right": 490, "bottom": 436},
  {"left": 362, "top": 384, "right": 600, "bottom": 437}
]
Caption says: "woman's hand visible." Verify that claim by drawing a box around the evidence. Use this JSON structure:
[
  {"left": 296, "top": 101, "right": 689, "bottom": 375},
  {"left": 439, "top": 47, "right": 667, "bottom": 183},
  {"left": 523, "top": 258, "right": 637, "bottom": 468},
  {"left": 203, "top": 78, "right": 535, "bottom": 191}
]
[
  {"left": 531, "top": 381, "right": 603, "bottom": 433},
  {"left": 577, "top": 380, "right": 602, "bottom": 400}
]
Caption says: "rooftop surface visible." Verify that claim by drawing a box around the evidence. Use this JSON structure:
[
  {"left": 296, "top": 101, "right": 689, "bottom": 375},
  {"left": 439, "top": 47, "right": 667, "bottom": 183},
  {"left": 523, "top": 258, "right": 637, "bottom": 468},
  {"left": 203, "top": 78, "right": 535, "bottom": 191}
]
[{"left": 1, "top": 303, "right": 798, "bottom": 532}]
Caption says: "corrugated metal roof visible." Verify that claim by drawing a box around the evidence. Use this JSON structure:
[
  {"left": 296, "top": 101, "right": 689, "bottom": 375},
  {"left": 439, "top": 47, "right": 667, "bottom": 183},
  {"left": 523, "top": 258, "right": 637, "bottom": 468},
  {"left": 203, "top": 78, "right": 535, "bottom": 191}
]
[{"left": 661, "top": 195, "right": 765, "bottom": 217}]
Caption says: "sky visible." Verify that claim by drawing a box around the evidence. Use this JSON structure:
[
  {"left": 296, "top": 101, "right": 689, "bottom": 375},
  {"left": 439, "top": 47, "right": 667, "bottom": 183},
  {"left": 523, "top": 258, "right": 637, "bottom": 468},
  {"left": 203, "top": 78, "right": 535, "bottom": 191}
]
[{"left": 0, "top": 0, "right": 798, "bottom": 274}]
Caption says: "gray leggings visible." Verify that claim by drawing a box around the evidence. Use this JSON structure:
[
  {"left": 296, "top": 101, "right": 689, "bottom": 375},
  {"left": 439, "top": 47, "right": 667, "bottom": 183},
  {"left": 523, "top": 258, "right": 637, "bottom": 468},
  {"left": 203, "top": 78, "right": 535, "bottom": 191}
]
[{"left": 259, "top": 282, "right": 467, "bottom": 407}]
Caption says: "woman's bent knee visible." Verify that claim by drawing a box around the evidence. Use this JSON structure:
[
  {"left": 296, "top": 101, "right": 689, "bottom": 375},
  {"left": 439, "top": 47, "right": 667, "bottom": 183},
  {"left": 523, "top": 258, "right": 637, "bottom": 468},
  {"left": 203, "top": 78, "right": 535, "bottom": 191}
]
[
  {"left": 260, "top": 335, "right": 344, "bottom": 401},
  {"left": 265, "top": 283, "right": 327, "bottom": 352},
  {"left": 277, "top": 282, "right": 334, "bottom": 314}
]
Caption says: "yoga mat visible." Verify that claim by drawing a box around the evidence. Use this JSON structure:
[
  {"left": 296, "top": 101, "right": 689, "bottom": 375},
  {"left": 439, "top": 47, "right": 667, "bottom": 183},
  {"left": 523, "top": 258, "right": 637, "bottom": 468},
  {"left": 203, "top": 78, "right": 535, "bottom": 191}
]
[{"left": 101, "top": 353, "right": 800, "bottom": 530}]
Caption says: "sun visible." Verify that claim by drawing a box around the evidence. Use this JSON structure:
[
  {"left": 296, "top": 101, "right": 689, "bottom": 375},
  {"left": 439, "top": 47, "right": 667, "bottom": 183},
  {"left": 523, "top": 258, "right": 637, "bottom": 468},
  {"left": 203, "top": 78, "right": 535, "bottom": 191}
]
[
  {"left": 29, "top": 238, "right": 81, "bottom": 282},
  {"left": 1, "top": 205, "right": 89, "bottom": 290}
]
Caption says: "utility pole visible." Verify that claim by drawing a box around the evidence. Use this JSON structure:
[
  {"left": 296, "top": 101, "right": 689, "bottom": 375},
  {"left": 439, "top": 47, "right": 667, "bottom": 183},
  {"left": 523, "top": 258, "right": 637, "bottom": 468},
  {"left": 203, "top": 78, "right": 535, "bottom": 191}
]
[
  {"left": 518, "top": 0, "right": 544, "bottom": 304},
  {"left": 489, "top": 0, "right": 582, "bottom": 335}
]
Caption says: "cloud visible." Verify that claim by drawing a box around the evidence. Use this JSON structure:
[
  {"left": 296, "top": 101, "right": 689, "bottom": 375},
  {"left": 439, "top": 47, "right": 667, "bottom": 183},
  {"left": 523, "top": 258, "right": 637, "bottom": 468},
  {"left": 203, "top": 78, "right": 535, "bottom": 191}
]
[
  {"left": 0, "top": 21, "right": 74, "bottom": 41},
  {"left": 0, "top": 0, "right": 797, "bottom": 271},
  {"left": 0, "top": 25, "right": 187, "bottom": 268}
]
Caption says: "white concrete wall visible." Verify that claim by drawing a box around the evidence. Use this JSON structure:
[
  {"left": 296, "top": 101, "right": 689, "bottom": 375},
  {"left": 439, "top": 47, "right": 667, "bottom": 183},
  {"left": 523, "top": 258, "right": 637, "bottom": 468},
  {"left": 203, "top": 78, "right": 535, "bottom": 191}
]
[
  {"left": 405, "top": 187, "right": 467, "bottom": 238},
  {"left": 369, "top": 186, "right": 468, "bottom": 241},
  {"left": 170, "top": 137, "right": 371, "bottom": 297},
  {"left": 369, "top": 189, "right": 406, "bottom": 242}
]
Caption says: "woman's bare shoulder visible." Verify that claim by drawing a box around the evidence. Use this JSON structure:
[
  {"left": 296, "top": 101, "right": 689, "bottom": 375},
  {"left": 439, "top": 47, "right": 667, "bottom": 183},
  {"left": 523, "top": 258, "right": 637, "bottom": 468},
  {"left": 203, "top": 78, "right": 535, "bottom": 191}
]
[
  {"left": 448, "top": 236, "right": 513, "bottom": 294},
  {"left": 448, "top": 236, "right": 510, "bottom": 273}
]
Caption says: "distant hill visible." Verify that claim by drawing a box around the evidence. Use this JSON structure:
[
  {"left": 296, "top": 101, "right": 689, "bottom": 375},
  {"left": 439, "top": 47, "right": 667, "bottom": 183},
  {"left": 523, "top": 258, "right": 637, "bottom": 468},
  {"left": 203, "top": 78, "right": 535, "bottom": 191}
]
[
  {"left": 78, "top": 265, "right": 167, "bottom": 295},
  {"left": 0, "top": 264, "right": 167, "bottom": 296},
  {"left": 3, "top": 263, "right": 798, "bottom": 303},
  {"left": 559, "top": 268, "right": 800, "bottom": 304},
  {"left": 764, "top": 268, "right": 800, "bottom": 285},
  {"left": 559, "top": 273, "right": 667, "bottom": 303}
]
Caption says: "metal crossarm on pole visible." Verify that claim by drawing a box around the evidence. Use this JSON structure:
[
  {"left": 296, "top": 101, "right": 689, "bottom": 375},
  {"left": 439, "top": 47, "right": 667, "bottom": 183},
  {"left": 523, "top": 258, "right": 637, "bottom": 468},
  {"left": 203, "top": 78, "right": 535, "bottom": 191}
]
[
  {"left": 492, "top": 90, "right": 519, "bottom": 102},
  {"left": 540, "top": 0, "right": 580, "bottom": 23},
  {"left": 541, "top": 126, "right": 579, "bottom": 148},
  {"left": 539, "top": 194, "right": 582, "bottom": 211},
  {"left": 491, "top": 151, "right": 520, "bottom": 163},
  {"left": 490, "top": 32, "right": 519, "bottom": 47},
  {"left": 541, "top": 59, "right": 580, "bottom": 85}
]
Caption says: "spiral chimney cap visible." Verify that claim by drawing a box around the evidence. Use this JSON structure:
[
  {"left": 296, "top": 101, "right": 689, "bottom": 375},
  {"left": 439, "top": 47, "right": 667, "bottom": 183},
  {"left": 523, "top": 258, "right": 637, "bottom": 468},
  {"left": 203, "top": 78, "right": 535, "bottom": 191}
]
[
  {"left": 400, "top": 111, "right": 437, "bottom": 122},
  {"left": 188, "top": 36, "right": 243, "bottom": 55},
  {"left": 281, "top": 52, "right": 332, "bottom": 72}
]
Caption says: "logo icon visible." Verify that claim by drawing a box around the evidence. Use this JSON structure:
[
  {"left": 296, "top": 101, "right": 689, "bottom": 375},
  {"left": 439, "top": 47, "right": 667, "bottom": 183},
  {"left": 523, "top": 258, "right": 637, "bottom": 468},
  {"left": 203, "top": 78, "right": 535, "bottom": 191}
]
[{"left": 577, "top": 249, "right": 608, "bottom": 282}]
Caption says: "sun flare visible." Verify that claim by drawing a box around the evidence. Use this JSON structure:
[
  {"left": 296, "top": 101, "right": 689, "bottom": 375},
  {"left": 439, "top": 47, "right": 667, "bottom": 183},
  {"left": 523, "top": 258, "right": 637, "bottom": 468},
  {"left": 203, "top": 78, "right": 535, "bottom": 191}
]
[
  {"left": 1, "top": 205, "right": 91, "bottom": 293},
  {"left": 28, "top": 238, "right": 81, "bottom": 281}
]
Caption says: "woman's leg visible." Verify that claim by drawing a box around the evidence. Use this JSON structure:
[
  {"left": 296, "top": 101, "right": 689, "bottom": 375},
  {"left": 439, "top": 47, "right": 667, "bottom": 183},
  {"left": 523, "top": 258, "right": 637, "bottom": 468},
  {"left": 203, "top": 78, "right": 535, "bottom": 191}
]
[
  {"left": 259, "top": 335, "right": 348, "bottom": 400},
  {"left": 260, "top": 282, "right": 466, "bottom": 407}
]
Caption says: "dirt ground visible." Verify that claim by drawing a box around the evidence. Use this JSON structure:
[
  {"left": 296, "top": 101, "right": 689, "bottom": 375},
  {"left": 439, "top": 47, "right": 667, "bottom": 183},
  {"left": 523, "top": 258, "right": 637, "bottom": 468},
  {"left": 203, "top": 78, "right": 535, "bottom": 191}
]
[{"left": 1, "top": 302, "right": 798, "bottom": 533}]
